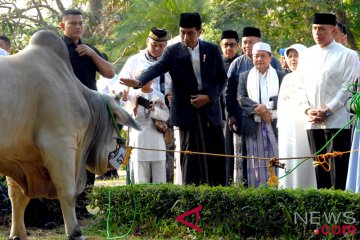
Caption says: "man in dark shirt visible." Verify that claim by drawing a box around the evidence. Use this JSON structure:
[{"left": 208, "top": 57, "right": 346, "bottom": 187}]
[
  {"left": 220, "top": 30, "right": 240, "bottom": 72},
  {"left": 60, "top": 9, "right": 114, "bottom": 91},
  {"left": 60, "top": 9, "right": 114, "bottom": 216},
  {"left": 220, "top": 30, "right": 240, "bottom": 185}
]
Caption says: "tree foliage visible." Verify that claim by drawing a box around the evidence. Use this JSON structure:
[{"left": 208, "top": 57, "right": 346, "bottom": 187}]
[
  {"left": 109, "top": 0, "right": 211, "bottom": 65},
  {"left": 0, "top": 0, "right": 359, "bottom": 61},
  {"left": 0, "top": 0, "right": 126, "bottom": 55},
  {"left": 109, "top": 0, "right": 359, "bottom": 65},
  {"left": 0, "top": 0, "right": 63, "bottom": 52},
  {"left": 210, "top": 0, "right": 359, "bottom": 54}
]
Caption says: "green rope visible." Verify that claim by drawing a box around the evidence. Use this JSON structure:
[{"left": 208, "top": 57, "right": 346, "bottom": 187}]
[
  {"left": 348, "top": 83, "right": 360, "bottom": 131},
  {"left": 279, "top": 83, "right": 360, "bottom": 180},
  {"left": 101, "top": 95, "right": 138, "bottom": 239},
  {"left": 103, "top": 95, "right": 122, "bottom": 138},
  {"left": 278, "top": 116, "right": 356, "bottom": 179},
  {"left": 106, "top": 179, "right": 138, "bottom": 239}
]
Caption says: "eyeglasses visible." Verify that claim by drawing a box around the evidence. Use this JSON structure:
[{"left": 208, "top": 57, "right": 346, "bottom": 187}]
[{"left": 221, "top": 43, "right": 237, "bottom": 48}]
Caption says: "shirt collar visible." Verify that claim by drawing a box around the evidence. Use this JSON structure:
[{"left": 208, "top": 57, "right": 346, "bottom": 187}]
[
  {"left": 186, "top": 40, "right": 200, "bottom": 51},
  {"left": 62, "top": 36, "right": 82, "bottom": 46},
  {"left": 223, "top": 54, "right": 239, "bottom": 62},
  {"left": 258, "top": 67, "right": 270, "bottom": 77},
  {"left": 145, "top": 50, "right": 157, "bottom": 62}
]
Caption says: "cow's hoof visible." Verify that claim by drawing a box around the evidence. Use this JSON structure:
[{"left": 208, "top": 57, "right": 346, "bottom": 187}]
[
  {"left": 67, "top": 224, "right": 85, "bottom": 240},
  {"left": 9, "top": 237, "right": 21, "bottom": 240},
  {"left": 67, "top": 236, "right": 86, "bottom": 240}
]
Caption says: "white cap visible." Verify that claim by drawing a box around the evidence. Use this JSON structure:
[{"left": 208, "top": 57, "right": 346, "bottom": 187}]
[
  {"left": 253, "top": 42, "right": 271, "bottom": 54},
  {"left": 0, "top": 48, "right": 9, "bottom": 56}
]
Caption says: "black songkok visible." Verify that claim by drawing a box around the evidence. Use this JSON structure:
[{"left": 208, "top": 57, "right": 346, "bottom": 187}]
[
  {"left": 221, "top": 30, "right": 239, "bottom": 41},
  {"left": 179, "top": 13, "right": 202, "bottom": 28},
  {"left": 336, "top": 22, "right": 347, "bottom": 34},
  {"left": 313, "top": 13, "right": 336, "bottom": 26},
  {"left": 148, "top": 27, "right": 169, "bottom": 42},
  {"left": 242, "top": 27, "right": 261, "bottom": 38}
]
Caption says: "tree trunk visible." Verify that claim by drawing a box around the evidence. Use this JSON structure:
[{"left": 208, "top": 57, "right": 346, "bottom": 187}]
[
  {"left": 55, "top": 0, "right": 65, "bottom": 16},
  {"left": 82, "top": 0, "right": 103, "bottom": 39},
  {"left": 335, "top": 9, "right": 358, "bottom": 51},
  {"left": 88, "top": 0, "right": 103, "bottom": 21}
]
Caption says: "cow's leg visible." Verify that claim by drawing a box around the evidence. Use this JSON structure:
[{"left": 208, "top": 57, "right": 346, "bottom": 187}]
[
  {"left": 58, "top": 191, "right": 84, "bottom": 240},
  {"left": 7, "top": 177, "right": 30, "bottom": 240},
  {"left": 44, "top": 148, "right": 86, "bottom": 240}
]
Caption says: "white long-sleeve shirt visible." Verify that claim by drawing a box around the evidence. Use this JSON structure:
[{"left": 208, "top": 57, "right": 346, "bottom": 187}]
[
  {"left": 297, "top": 40, "right": 360, "bottom": 129},
  {"left": 126, "top": 89, "right": 169, "bottom": 161},
  {"left": 112, "top": 50, "right": 172, "bottom": 95}
]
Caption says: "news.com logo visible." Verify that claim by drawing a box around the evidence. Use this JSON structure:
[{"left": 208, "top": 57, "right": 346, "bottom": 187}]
[{"left": 294, "top": 211, "right": 357, "bottom": 237}]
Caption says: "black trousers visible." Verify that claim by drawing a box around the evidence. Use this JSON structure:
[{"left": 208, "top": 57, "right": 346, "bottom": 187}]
[
  {"left": 180, "top": 114, "right": 226, "bottom": 186},
  {"left": 307, "top": 129, "right": 351, "bottom": 190},
  {"left": 224, "top": 122, "right": 234, "bottom": 185}
]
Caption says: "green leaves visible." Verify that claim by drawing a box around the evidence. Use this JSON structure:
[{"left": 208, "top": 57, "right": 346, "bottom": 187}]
[{"left": 109, "top": 0, "right": 211, "bottom": 60}]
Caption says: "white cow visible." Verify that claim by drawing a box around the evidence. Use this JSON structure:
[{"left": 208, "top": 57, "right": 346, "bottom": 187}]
[{"left": 0, "top": 30, "right": 140, "bottom": 239}]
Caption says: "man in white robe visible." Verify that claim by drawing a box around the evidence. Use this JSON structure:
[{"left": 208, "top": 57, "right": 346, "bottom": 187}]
[{"left": 298, "top": 13, "right": 360, "bottom": 190}]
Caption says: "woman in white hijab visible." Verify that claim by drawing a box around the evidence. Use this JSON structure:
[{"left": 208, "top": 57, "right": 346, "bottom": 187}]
[{"left": 278, "top": 44, "right": 317, "bottom": 189}]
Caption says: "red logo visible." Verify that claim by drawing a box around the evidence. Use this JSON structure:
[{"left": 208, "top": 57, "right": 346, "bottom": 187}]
[{"left": 176, "top": 205, "right": 203, "bottom": 232}]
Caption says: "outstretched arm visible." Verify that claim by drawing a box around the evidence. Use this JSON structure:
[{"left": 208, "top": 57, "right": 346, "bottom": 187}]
[{"left": 119, "top": 78, "right": 142, "bottom": 88}]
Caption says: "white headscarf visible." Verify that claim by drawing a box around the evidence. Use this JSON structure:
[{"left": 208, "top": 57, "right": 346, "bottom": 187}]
[{"left": 284, "top": 44, "right": 307, "bottom": 71}]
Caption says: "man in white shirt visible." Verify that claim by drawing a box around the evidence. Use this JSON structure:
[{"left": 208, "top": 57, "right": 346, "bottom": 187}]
[
  {"left": 116, "top": 28, "right": 176, "bottom": 183},
  {"left": 298, "top": 13, "right": 360, "bottom": 190},
  {"left": 114, "top": 28, "right": 172, "bottom": 96}
]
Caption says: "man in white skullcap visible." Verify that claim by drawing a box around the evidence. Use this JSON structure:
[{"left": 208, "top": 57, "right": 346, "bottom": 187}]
[
  {"left": 225, "top": 27, "right": 283, "bottom": 185},
  {"left": 237, "top": 42, "right": 285, "bottom": 187}
]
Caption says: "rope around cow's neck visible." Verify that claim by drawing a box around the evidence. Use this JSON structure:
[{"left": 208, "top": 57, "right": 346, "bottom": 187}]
[
  {"left": 102, "top": 95, "right": 138, "bottom": 239},
  {"left": 103, "top": 95, "right": 122, "bottom": 138}
]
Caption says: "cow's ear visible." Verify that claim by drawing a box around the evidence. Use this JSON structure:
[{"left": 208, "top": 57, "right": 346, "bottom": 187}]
[{"left": 106, "top": 96, "right": 142, "bottom": 131}]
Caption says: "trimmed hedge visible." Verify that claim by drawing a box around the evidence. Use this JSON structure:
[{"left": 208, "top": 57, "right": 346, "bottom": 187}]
[
  {"left": 89, "top": 184, "right": 360, "bottom": 239},
  {"left": 1, "top": 182, "right": 360, "bottom": 239}
]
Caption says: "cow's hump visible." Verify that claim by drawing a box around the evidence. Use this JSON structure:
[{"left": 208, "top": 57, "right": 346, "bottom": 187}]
[{"left": 29, "top": 30, "right": 69, "bottom": 61}]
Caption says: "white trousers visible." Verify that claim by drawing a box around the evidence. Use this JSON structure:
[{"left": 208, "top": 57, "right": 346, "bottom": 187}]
[{"left": 133, "top": 160, "right": 166, "bottom": 184}]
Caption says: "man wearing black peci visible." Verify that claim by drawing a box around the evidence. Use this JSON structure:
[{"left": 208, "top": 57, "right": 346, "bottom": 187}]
[{"left": 120, "top": 13, "right": 227, "bottom": 186}]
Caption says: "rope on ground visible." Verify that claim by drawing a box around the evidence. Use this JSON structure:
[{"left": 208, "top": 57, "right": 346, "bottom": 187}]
[{"left": 106, "top": 177, "right": 138, "bottom": 240}]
